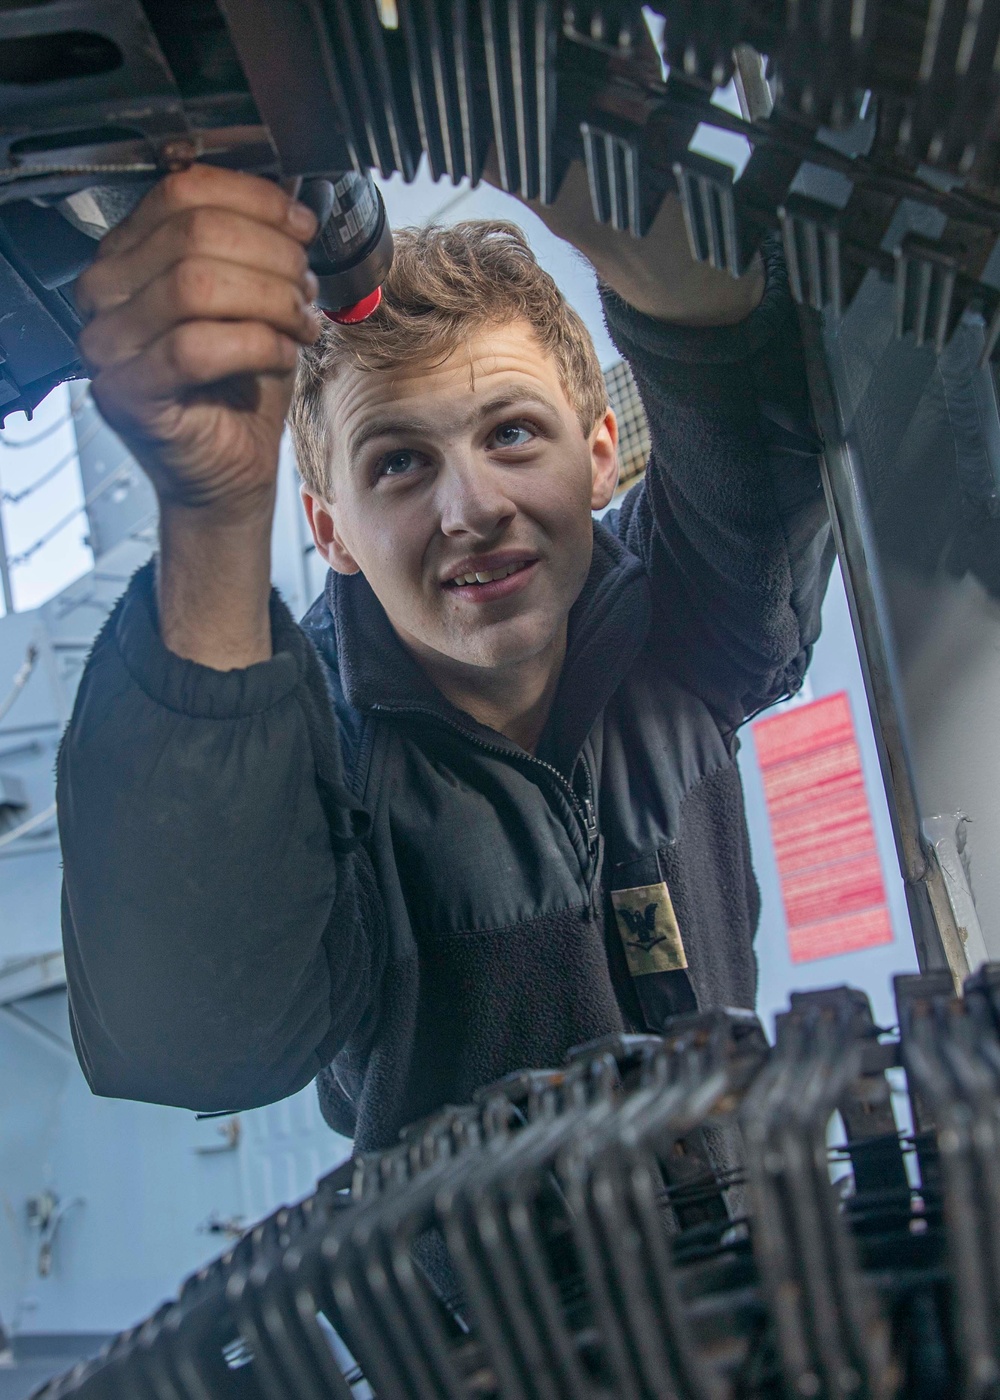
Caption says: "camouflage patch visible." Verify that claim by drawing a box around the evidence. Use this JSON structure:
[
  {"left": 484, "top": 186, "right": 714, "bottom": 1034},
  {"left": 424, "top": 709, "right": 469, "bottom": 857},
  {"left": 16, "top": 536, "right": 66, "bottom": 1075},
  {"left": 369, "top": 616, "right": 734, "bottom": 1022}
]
[{"left": 611, "top": 881, "right": 687, "bottom": 977}]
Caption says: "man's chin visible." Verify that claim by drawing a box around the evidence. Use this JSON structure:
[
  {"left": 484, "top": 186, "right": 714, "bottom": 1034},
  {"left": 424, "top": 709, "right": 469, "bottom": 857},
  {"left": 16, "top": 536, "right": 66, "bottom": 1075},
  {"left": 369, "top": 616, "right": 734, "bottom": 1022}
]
[{"left": 436, "top": 618, "right": 560, "bottom": 672}]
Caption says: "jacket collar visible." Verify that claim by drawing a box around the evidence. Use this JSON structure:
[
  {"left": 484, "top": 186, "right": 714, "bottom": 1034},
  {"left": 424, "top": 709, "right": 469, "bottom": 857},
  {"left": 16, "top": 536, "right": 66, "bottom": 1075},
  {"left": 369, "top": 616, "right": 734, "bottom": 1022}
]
[{"left": 326, "top": 521, "right": 651, "bottom": 772}]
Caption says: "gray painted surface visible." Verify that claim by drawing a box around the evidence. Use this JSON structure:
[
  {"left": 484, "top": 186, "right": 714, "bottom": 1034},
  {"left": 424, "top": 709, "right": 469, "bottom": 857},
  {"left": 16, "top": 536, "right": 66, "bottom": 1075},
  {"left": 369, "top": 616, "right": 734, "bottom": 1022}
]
[
  {"left": 74, "top": 400, "right": 156, "bottom": 564},
  {"left": 0, "top": 1334, "right": 113, "bottom": 1400},
  {"left": 0, "top": 444, "right": 351, "bottom": 1344},
  {"left": 0, "top": 986, "right": 350, "bottom": 1338}
]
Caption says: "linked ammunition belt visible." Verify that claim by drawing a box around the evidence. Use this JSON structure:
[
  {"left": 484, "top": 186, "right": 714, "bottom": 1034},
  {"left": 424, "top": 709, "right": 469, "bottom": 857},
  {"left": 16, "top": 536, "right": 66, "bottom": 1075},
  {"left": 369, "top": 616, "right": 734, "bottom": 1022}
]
[{"left": 32, "top": 967, "right": 1000, "bottom": 1399}]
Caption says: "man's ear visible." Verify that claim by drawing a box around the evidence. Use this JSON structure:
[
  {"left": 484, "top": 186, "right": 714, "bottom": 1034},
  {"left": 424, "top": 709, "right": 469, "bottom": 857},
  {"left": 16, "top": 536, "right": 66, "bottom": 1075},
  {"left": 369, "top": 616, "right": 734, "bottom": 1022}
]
[
  {"left": 589, "top": 406, "right": 619, "bottom": 511},
  {"left": 301, "top": 486, "right": 362, "bottom": 575}
]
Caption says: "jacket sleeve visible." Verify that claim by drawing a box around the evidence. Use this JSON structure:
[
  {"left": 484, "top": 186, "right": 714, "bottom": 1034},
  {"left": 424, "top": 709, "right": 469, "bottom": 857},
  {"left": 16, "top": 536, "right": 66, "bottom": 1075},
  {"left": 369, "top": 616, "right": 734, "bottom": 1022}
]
[
  {"left": 601, "top": 237, "right": 835, "bottom": 733},
  {"left": 57, "top": 561, "right": 386, "bottom": 1112}
]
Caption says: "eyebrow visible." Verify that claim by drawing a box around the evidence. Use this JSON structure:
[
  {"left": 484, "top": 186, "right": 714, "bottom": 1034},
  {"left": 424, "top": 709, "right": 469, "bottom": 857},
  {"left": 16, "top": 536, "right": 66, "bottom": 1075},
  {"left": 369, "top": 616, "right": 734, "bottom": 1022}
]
[{"left": 346, "top": 388, "right": 560, "bottom": 460}]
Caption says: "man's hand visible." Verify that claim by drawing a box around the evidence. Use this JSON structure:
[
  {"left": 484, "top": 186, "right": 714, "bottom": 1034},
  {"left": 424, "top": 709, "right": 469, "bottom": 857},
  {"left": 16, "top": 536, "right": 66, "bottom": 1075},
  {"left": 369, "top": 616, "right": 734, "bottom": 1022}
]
[
  {"left": 516, "top": 159, "right": 765, "bottom": 327},
  {"left": 76, "top": 165, "right": 320, "bottom": 668}
]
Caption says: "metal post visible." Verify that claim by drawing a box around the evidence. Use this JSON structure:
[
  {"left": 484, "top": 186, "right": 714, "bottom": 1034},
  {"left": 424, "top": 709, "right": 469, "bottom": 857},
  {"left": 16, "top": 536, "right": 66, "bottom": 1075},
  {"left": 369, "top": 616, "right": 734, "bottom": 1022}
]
[
  {"left": 798, "top": 306, "right": 968, "bottom": 988},
  {"left": 0, "top": 489, "right": 14, "bottom": 615}
]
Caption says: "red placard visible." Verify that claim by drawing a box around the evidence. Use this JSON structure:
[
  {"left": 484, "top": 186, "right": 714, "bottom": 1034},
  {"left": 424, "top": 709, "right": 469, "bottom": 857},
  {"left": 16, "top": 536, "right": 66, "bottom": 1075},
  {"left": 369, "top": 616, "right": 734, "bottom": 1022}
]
[{"left": 752, "top": 691, "right": 894, "bottom": 963}]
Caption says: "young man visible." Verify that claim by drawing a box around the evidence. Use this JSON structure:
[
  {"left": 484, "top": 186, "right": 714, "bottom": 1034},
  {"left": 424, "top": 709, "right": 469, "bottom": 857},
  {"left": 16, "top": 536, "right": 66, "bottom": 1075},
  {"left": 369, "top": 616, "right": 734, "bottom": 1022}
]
[{"left": 58, "top": 162, "right": 832, "bottom": 1149}]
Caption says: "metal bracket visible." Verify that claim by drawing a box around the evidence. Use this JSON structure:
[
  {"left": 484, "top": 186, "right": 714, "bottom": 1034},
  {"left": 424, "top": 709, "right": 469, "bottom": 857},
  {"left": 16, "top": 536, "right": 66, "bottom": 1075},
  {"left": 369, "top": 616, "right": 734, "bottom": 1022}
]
[
  {"left": 779, "top": 192, "right": 844, "bottom": 317},
  {"left": 672, "top": 152, "right": 742, "bottom": 277},
  {"left": 893, "top": 233, "right": 962, "bottom": 354}
]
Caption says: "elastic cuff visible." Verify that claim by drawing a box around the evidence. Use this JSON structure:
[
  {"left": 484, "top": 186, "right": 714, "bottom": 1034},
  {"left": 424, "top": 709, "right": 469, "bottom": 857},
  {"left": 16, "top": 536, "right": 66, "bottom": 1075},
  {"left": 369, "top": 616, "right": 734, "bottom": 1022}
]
[
  {"left": 601, "top": 233, "right": 793, "bottom": 366},
  {"left": 115, "top": 560, "right": 303, "bottom": 719}
]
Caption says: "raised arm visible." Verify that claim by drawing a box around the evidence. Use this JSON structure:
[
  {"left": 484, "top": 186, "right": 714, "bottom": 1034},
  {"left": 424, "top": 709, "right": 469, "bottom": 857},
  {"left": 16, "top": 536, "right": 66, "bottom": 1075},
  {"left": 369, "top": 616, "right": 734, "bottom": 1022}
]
[
  {"left": 58, "top": 167, "right": 385, "bottom": 1110},
  {"left": 525, "top": 165, "right": 834, "bottom": 731},
  {"left": 601, "top": 241, "right": 833, "bottom": 730}
]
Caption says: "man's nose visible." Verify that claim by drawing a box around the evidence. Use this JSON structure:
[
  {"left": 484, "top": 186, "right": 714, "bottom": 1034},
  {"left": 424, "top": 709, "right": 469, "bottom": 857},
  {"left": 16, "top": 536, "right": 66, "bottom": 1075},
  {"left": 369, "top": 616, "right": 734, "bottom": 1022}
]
[{"left": 437, "top": 454, "right": 516, "bottom": 538}]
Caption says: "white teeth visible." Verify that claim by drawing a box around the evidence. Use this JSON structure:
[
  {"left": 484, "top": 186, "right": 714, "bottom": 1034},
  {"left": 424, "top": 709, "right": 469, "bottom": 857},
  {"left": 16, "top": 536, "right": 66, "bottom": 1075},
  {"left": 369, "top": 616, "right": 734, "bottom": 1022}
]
[{"left": 449, "top": 561, "right": 530, "bottom": 587}]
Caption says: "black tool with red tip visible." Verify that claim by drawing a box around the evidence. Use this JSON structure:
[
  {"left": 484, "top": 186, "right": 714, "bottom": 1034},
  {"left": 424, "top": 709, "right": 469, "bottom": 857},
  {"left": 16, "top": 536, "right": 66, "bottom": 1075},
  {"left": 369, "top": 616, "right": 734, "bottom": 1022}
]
[{"left": 298, "top": 173, "right": 393, "bottom": 324}]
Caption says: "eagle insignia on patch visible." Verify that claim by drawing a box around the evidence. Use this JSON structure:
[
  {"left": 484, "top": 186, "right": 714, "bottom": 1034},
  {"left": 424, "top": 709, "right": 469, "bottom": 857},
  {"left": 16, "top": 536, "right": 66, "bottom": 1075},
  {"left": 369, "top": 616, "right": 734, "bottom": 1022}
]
[{"left": 611, "top": 881, "right": 687, "bottom": 977}]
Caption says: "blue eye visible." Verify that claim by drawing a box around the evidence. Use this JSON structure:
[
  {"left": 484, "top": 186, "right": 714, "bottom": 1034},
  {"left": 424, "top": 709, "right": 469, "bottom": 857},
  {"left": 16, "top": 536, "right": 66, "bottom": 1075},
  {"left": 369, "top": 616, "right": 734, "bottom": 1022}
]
[
  {"left": 380, "top": 450, "right": 419, "bottom": 477},
  {"left": 492, "top": 423, "right": 533, "bottom": 448}
]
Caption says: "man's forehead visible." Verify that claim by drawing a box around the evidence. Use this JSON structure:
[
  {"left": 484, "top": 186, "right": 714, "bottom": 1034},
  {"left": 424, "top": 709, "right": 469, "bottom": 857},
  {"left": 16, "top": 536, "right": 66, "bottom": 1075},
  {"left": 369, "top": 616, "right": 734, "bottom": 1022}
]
[{"left": 323, "top": 321, "right": 570, "bottom": 444}]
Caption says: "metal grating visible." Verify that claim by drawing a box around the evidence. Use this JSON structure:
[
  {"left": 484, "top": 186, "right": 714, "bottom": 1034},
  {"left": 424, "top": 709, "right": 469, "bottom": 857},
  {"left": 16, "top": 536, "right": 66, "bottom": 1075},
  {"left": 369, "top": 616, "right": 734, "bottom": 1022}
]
[{"left": 603, "top": 357, "right": 650, "bottom": 493}]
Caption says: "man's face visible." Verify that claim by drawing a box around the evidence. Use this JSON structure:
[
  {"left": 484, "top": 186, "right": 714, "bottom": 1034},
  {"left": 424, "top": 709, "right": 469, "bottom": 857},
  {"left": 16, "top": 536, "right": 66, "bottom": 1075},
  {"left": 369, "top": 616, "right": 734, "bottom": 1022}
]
[{"left": 303, "top": 320, "right": 618, "bottom": 678}]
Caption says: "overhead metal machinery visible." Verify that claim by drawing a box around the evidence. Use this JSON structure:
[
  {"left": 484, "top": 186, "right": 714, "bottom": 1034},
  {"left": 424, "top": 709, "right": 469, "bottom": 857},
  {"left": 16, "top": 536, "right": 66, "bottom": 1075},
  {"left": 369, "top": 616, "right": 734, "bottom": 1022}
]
[{"left": 0, "top": 0, "right": 999, "bottom": 417}]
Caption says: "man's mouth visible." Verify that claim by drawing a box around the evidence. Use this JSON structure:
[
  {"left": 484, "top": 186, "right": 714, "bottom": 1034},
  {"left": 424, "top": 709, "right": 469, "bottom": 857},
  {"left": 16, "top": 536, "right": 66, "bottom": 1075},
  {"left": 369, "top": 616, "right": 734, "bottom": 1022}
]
[
  {"left": 441, "top": 555, "right": 538, "bottom": 603},
  {"left": 449, "top": 560, "right": 531, "bottom": 587}
]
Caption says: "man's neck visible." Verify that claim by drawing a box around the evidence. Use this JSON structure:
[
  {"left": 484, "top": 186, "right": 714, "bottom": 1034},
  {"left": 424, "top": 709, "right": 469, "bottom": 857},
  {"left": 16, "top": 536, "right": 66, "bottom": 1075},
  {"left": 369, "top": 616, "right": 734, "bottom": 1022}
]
[{"left": 400, "top": 627, "right": 567, "bottom": 754}]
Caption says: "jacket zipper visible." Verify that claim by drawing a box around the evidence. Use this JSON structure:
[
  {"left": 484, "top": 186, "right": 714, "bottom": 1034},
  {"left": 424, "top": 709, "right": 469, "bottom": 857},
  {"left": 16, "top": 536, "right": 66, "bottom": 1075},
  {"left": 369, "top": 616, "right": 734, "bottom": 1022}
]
[
  {"left": 579, "top": 767, "right": 598, "bottom": 856},
  {"left": 371, "top": 703, "right": 601, "bottom": 893}
]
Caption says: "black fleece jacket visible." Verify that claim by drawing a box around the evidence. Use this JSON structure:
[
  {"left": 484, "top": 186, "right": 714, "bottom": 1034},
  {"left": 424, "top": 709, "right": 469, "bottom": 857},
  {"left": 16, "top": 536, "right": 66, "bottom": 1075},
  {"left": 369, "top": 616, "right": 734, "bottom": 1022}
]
[{"left": 57, "top": 243, "right": 834, "bottom": 1150}]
